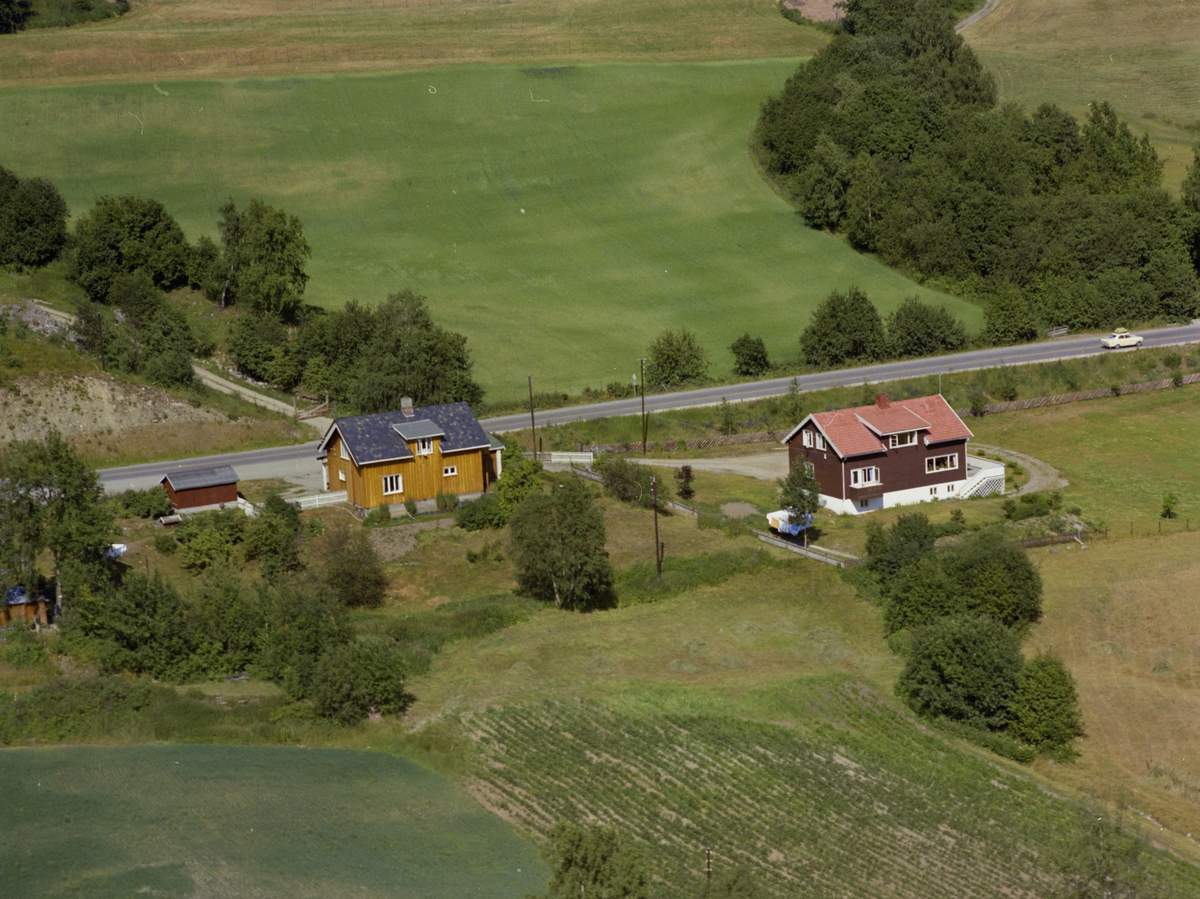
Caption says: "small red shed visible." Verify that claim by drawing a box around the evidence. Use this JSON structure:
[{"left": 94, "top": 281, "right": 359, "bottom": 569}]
[{"left": 160, "top": 464, "right": 240, "bottom": 511}]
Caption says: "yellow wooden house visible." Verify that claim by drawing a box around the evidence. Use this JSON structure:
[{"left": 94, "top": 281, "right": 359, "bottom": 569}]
[{"left": 318, "top": 398, "right": 502, "bottom": 509}]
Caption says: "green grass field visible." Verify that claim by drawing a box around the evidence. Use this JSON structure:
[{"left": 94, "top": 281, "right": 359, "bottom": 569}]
[
  {"left": 0, "top": 63, "right": 980, "bottom": 401},
  {"left": 966, "top": 0, "right": 1200, "bottom": 191},
  {"left": 0, "top": 744, "right": 547, "bottom": 899}
]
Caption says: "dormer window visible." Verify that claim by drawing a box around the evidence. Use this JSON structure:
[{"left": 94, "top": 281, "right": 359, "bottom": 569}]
[
  {"left": 889, "top": 431, "right": 917, "bottom": 448},
  {"left": 416, "top": 437, "right": 434, "bottom": 455}
]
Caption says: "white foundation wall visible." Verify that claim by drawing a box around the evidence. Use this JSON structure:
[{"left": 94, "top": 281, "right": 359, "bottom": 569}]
[{"left": 819, "top": 479, "right": 968, "bottom": 515}]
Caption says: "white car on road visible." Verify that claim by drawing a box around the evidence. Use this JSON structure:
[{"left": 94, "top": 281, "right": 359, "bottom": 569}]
[{"left": 1101, "top": 329, "right": 1143, "bottom": 349}]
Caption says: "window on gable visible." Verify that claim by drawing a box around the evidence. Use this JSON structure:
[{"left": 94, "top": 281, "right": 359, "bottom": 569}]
[
  {"left": 340, "top": 440, "right": 348, "bottom": 460},
  {"left": 416, "top": 437, "right": 433, "bottom": 456},
  {"left": 382, "top": 474, "right": 403, "bottom": 495},
  {"left": 443, "top": 465, "right": 457, "bottom": 477},
  {"left": 814, "top": 433, "right": 826, "bottom": 451},
  {"left": 802, "top": 430, "right": 813, "bottom": 448},
  {"left": 889, "top": 431, "right": 916, "bottom": 448},
  {"left": 926, "top": 454, "right": 958, "bottom": 474}
]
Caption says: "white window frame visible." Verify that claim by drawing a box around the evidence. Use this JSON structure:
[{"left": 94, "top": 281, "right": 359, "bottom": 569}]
[
  {"left": 926, "top": 453, "right": 958, "bottom": 474},
  {"left": 416, "top": 437, "right": 434, "bottom": 456},
  {"left": 802, "top": 430, "right": 814, "bottom": 448},
  {"left": 815, "top": 433, "right": 827, "bottom": 451},
  {"left": 930, "top": 487, "right": 938, "bottom": 496},
  {"left": 382, "top": 474, "right": 403, "bottom": 495},
  {"left": 890, "top": 431, "right": 917, "bottom": 448},
  {"left": 850, "top": 466, "right": 880, "bottom": 486},
  {"left": 802, "top": 461, "right": 815, "bottom": 476},
  {"left": 338, "top": 469, "right": 346, "bottom": 482},
  {"left": 340, "top": 441, "right": 348, "bottom": 460},
  {"left": 443, "top": 465, "right": 457, "bottom": 478}
]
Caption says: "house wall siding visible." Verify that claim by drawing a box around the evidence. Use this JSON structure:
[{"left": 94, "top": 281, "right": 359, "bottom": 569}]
[
  {"left": 167, "top": 482, "right": 238, "bottom": 510},
  {"left": 351, "top": 438, "right": 486, "bottom": 507}
]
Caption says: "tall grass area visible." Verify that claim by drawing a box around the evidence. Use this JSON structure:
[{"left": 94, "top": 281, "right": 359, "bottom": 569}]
[
  {"left": 0, "top": 63, "right": 979, "bottom": 402},
  {"left": 966, "top": 0, "right": 1200, "bottom": 190},
  {"left": 0, "top": 743, "right": 548, "bottom": 899},
  {"left": 0, "top": 0, "right": 827, "bottom": 87}
]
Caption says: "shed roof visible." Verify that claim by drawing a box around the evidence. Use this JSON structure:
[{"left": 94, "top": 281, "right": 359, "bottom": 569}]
[
  {"left": 782, "top": 394, "right": 972, "bottom": 459},
  {"left": 161, "top": 465, "right": 240, "bottom": 492},
  {"left": 319, "top": 402, "right": 490, "bottom": 466}
]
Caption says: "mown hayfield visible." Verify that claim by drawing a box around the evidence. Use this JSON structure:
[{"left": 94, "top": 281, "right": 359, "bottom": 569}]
[
  {"left": 0, "top": 63, "right": 979, "bottom": 401},
  {"left": 1028, "top": 532, "right": 1200, "bottom": 841},
  {"left": 965, "top": 0, "right": 1200, "bottom": 190},
  {"left": 0, "top": 744, "right": 547, "bottom": 899},
  {"left": 969, "top": 386, "right": 1200, "bottom": 530},
  {"left": 0, "top": 0, "right": 828, "bottom": 88}
]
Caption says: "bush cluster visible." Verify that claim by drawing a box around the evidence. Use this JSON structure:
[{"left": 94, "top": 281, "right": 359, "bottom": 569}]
[{"left": 865, "top": 512, "right": 1082, "bottom": 758}]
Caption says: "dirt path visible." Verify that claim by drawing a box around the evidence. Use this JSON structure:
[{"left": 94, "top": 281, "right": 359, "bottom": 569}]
[
  {"left": 971, "top": 443, "right": 1068, "bottom": 495},
  {"left": 636, "top": 451, "right": 790, "bottom": 481},
  {"left": 957, "top": 0, "right": 1001, "bottom": 33},
  {"left": 192, "top": 365, "right": 332, "bottom": 434}
]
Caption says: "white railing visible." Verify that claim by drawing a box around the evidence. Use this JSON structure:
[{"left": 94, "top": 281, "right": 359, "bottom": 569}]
[
  {"left": 525, "top": 452, "right": 595, "bottom": 464},
  {"left": 958, "top": 456, "right": 1006, "bottom": 498},
  {"left": 294, "top": 491, "right": 348, "bottom": 509}
]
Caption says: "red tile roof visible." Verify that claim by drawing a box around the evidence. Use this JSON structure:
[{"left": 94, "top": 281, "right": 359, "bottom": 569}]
[{"left": 787, "top": 394, "right": 972, "bottom": 458}]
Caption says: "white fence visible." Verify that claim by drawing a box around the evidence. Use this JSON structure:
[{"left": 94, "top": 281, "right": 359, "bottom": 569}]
[{"left": 294, "top": 491, "right": 348, "bottom": 509}]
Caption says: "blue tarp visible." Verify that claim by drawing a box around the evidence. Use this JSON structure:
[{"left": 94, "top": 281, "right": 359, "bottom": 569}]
[{"left": 775, "top": 512, "right": 812, "bottom": 536}]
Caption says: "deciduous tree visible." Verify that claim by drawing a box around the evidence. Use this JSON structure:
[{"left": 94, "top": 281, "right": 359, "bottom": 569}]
[
  {"left": 212, "top": 198, "right": 311, "bottom": 320},
  {"left": 0, "top": 173, "right": 68, "bottom": 269},
  {"left": 1008, "top": 653, "right": 1084, "bottom": 757},
  {"left": 350, "top": 289, "right": 483, "bottom": 411},
  {"left": 508, "top": 476, "right": 614, "bottom": 610},
  {"left": 799, "top": 286, "right": 887, "bottom": 368},
  {"left": 533, "top": 823, "right": 650, "bottom": 899},
  {"left": 886, "top": 295, "right": 968, "bottom": 357},
  {"left": 69, "top": 195, "right": 191, "bottom": 300},
  {"left": 896, "top": 614, "right": 1023, "bottom": 731},
  {"left": 645, "top": 327, "right": 709, "bottom": 390},
  {"left": 729, "top": 333, "right": 770, "bottom": 377}
]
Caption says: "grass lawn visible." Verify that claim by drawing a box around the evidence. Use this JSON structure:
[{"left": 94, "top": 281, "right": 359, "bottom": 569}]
[
  {"left": 966, "top": 0, "right": 1200, "bottom": 191},
  {"left": 970, "top": 387, "right": 1200, "bottom": 531},
  {"left": 0, "top": 62, "right": 980, "bottom": 402},
  {"left": 0, "top": 744, "right": 547, "bottom": 899}
]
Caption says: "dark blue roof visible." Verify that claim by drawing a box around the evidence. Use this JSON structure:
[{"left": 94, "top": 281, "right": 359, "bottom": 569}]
[{"left": 321, "top": 402, "right": 490, "bottom": 466}]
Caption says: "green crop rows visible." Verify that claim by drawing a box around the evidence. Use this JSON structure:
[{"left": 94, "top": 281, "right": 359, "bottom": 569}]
[{"left": 467, "top": 677, "right": 1199, "bottom": 898}]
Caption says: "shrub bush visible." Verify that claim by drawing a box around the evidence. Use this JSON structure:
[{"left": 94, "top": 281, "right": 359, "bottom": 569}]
[
  {"left": 1007, "top": 653, "right": 1084, "bottom": 759},
  {"left": 896, "top": 614, "right": 1024, "bottom": 731},
  {"left": 455, "top": 493, "right": 507, "bottom": 531}
]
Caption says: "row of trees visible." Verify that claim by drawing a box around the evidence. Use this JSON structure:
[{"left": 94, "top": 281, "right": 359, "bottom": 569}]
[
  {"left": 639, "top": 286, "right": 967, "bottom": 395},
  {"left": 866, "top": 513, "right": 1083, "bottom": 757},
  {"left": 759, "top": 0, "right": 1200, "bottom": 340}
]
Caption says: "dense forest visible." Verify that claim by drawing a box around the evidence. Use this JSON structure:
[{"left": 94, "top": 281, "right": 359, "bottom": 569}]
[{"left": 758, "top": 0, "right": 1200, "bottom": 342}]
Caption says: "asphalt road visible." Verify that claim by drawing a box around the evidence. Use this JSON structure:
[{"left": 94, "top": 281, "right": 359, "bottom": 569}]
[
  {"left": 478, "top": 323, "right": 1200, "bottom": 432},
  {"left": 98, "top": 323, "right": 1200, "bottom": 491}
]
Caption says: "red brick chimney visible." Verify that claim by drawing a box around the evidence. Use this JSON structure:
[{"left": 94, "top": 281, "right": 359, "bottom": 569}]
[{"left": 875, "top": 394, "right": 890, "bottom": 408}]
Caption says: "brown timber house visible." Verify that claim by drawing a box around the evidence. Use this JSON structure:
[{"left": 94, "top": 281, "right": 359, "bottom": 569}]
[
  {"left": 782, "top": 393, "right": 973, "bottom": 515},
  {"left": 318, "top": 399, "right": 501, "bottom": 509}
]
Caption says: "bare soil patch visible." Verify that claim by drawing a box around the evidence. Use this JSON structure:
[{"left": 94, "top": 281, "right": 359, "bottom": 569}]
[
  {"left": 368, "top": 518, "right": 455, "bottom": 562},
  {"left": 783, "top": 0, "right": 841, "bottom": 22}
]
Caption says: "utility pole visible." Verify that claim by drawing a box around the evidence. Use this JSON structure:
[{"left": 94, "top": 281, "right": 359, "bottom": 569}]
[
  {"left": 638, "top": 357, "right": 647, "bottom": 454},
  {"left": 528, "top": 375, "right": 537, "bottom": 461},
  {"left": 651, "top": 475, "right": 662, "bottom": 578}
]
